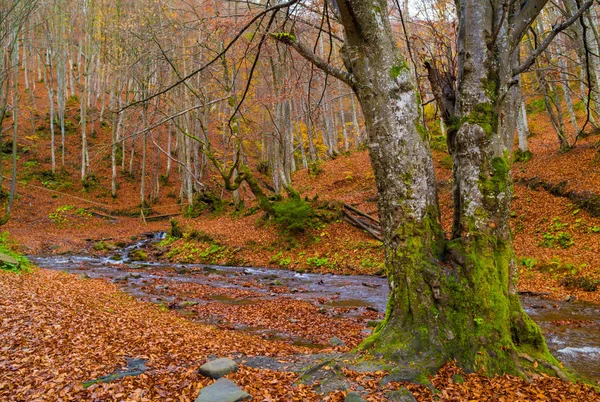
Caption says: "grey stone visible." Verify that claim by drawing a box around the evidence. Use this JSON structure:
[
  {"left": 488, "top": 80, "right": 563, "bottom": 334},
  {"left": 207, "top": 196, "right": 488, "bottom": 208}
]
[
  {"left": 199, "top": 358, "right": 238, "bottom": 379},
  {"left": 0, "top": 252, "right": 20, "bottom": 268},
  {"left": 179, "top": 300, "right": 199, "bottom": 308},
  {"left": 386, "top": 387, "right": 417, "bottom": 402},
  {"left": 330, "top": 336, "right": 346, "bottom": 347},
  {"left": 345, "top": 391, "right": 366, "bottom": 402},
  {"left": 242, "top": 355, "right": 286, "bottom": 371},
  {"left": 83, "top": 357, "right": 148, "bottom": 388},
  {"left": 348, "top": 360, "right": 384, "bottom": 373},
  {"left": 195, "top": 378, "right": 250, "bottom": 402},
  {"left": 301, "top": 361, "right": 349, "bottom": 394}
]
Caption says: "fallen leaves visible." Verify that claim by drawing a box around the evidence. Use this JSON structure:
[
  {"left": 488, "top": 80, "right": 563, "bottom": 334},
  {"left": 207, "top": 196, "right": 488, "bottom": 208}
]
[{"left": 1, "top": 270, "right": 599, "bottom": 401}]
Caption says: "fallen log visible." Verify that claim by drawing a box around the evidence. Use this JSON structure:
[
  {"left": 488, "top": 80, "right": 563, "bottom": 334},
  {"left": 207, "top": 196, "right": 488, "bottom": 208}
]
[
  {"left": 88, "top": 210, "right": 117, "bottom": 221},
  {"left": 343, "top": 211, "right": 382, "bottom": 241},
  {"left": 343, "top": 203, "right": 380, "bottom": 225},
  {"left": 145, "top": 213, "right": 181, "bottom": 222}
]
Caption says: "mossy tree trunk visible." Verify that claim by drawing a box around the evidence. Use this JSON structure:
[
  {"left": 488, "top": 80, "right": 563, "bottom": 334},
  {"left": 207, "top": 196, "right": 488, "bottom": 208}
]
[
  {"left": 276, "top": 0, "right": 593, "bottom": 376},
  {"left": 309, "top": 0, "right": 557, "bottom": 376},
  {"left": 439, "top": 0, "right": 550, "bottom": 374},
  {"left": 332, "top": 0, "right": 449, "bottom": 370}
]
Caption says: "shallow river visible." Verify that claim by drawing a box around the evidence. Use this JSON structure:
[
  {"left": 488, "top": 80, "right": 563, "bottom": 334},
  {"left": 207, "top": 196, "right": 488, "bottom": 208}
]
[{"left": 29, "top": 233, "right": 600, "bottom": 383}]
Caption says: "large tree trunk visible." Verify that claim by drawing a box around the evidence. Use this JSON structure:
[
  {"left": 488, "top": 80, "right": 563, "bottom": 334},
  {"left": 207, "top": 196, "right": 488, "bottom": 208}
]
[
  {"left": 334, "top": 0, "right": 446, "bottom": 368},
  {"left": 328, "top": 0, "right": 551, "bottom": 376},
  {"left": 443, "top": 0, "right": 549, "bottom": 373}
]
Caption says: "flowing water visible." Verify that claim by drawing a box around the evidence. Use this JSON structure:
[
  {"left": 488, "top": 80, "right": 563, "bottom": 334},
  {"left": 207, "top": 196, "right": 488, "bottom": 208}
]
[{"left": 29, "top": 232, "right": 600, "bottom": 383}]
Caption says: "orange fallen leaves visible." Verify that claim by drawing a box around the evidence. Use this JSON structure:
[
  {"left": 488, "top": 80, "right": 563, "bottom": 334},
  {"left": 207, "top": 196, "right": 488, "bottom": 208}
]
[{"left": 2, "top": 269, "right": 598, "bottom": 401}]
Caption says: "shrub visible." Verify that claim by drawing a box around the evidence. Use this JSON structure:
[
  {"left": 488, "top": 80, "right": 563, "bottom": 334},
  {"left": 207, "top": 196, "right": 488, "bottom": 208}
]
[
  {"left": 306, "top": 255, "right": 330, "bottom": 269},
  {"left": 49, "top": 205, "right": 91, "bottom": 226},
  {"left": 82, "top": 173, "right": 99, "bottom": 192},
  {"left": 440, "top": 154, "right": 453, "bottom": 169},
  {"left": 514, "top": 149, "right": 533, "bottom": 163},
  {"left": 183, "top": 191, "right": 225, "bottom": 218},
  {"left": 308, "top": 161, "right": 323, "bottom": 177},
  {"left": 539, "top": 218, "right": 575, "bottom": 249},
  {"left": 168, "top": 219, "right": 183, "bottom": 239},
  {"left": 518, "top": 256, "right": 537, "bottom": 270},
  {"left": 159, "top": 174, "right": 170, "bottom": 186},
  {"left": 186, "top": 229, "right": 214, "bottom": 243},
  {"left": 526, "top": 98, "right": 546, "bottom": 115},
  {"left": 429, "top": 134, "right": 448, "bottom": 152},
  {"left": 272, "top": 196, "right": 314, "bottom": 235},
  {"left": 257, "top": 160, "right": 270, "bottom": 175},
  {"left": 539, "top": 231, "right": 574, "bottom": 249}
]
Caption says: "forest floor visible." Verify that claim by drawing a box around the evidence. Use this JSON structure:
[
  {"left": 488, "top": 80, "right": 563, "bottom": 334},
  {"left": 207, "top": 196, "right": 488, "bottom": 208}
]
[
  {"left": 2, "top": 268, "right": 599, "bottom": 401},
  {"left": 2, "top": 104, "right": 600, "bottom": 400}
]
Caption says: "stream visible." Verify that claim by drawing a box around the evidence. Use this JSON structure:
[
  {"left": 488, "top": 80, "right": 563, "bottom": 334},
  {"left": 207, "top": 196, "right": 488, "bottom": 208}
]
[{"left": 29, "top": 232, "right": 600, "bottom": 383}]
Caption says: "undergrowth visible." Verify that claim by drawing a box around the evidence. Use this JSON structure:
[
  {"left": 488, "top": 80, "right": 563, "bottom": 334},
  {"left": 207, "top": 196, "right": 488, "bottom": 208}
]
[
  {"left": 519, "top": 255, "right": 599, "bottom": 292},
  {"left": 183, "top": 191, "right": 225, "bottom": 218},
  {"left": 272, "top": 196, "right": 316, "bottom": 236},
  {"left": 538, "top": 217, "right": 574, "bottom": 249},
  {"left": 49, "top": 205, "right": 91, "bottom": 227},
  {"left": 0, "top": 232, "right": 31, "bottom": 273}
]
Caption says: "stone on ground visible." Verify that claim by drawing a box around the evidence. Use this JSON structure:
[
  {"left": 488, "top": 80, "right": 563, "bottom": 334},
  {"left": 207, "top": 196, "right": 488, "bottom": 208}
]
[
  {"left": 329, "top": 336, "right": 346, "bottom": 347},
  {"left": 345, "top": 391, "right": 366, "bottom": 402},
  {"left": 0, "top": 252, "right": 19, "bottom": 268},
  {"left": 199, "top": 358, "right": 238, "bottom": 379},
  {"left": 194, "top": 378, "right": 251, "bottom": 402},
  {"left": 386, "top": 387, "right": 417, "bottom": 402}
]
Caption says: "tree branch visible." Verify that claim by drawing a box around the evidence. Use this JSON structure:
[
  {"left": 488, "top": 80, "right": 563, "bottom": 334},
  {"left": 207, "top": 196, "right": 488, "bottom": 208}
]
[
  {"left": 510, "top": 0, "right": 550, "bottom": 48},
  {"left": 271, "top": 32, "right": 355, "bottom": 87},
  {"left": 513, "top": 0, "right": 594, "bottom": 77},
  {"left": 119, "top": 0, "right": 299, "bottom": 112}
]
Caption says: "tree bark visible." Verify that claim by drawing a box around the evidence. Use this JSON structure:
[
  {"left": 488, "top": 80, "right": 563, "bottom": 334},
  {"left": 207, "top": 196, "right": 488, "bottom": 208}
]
[
  {"left": 442, "top": 0, "right": 550, "bottom": 373},
  {"left": 332, "top": 0, "right": 449, "bottom": 371},
  {"left": 517, "top": 97, "right": 530, "bottom": 152},
  {"left": 281, "top": 0, "right": 553, "bottom": 376}
]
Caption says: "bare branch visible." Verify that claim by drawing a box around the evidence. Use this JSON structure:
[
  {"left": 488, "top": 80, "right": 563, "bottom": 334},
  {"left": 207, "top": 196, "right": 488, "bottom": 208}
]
[
  {"left": 513, "top": 0, "right": 594, "bottom": 77},
  {"left": 271, "top": 33, "right": 355, "bottom": 87},
  {"left": 119, "top": 0, "right": 299, "bottom": 112},
  {"left": 510, "top": 0, "right": 550, "bottom": 48}
]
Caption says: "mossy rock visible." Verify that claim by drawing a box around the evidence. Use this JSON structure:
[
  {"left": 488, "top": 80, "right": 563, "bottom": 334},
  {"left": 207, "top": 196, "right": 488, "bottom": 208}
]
[
  {"left": 129, "top": 249, "right": 148, "bottom": 262},
  {"left": 0, "top": 252, "right": 20, "bottom": 269},
  {"left": 93, "top": 241, "right": 116, "bottom": 251}
]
